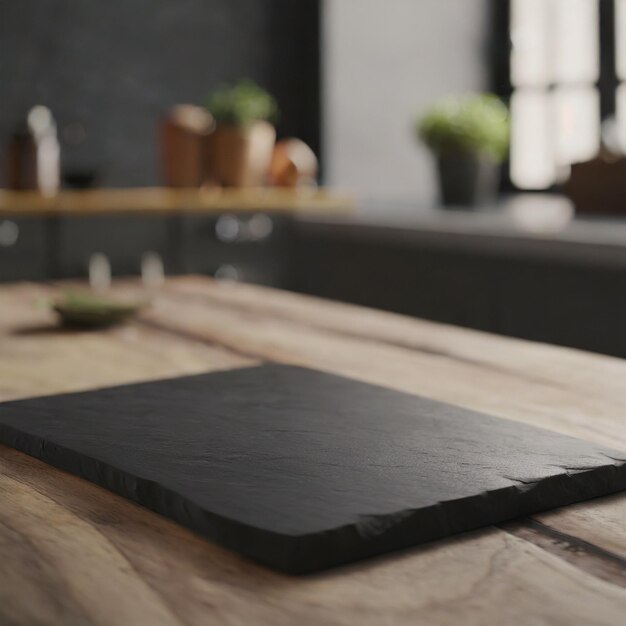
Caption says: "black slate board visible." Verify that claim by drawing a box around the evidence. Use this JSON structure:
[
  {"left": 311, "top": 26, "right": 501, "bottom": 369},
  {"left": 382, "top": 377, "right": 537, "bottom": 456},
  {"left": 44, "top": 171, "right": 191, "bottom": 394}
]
[{"left": 1, "top": 364, "right": 625, "bottom": 574}]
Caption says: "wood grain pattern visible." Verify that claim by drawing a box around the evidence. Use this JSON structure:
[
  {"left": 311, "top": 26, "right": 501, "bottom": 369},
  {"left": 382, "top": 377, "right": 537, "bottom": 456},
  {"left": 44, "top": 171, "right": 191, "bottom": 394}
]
[
  {"left": 0, "top": 187, "right": 355, "bottom": 216},
  {"left": 1, "top": 277, "right": 626, "bottom": 624}
]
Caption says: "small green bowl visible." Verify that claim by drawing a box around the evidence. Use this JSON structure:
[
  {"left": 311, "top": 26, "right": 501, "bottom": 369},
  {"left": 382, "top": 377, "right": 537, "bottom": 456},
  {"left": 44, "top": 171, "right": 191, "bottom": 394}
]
[{"left": 52, "top": 291, "right": 146, "bottom": 329}]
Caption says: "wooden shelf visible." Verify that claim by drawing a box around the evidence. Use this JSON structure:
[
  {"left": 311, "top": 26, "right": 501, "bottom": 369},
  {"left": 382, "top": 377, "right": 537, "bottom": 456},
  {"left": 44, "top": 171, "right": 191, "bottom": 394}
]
[{"left": 0, "top": 187, "right": 356, "bottom": 216}]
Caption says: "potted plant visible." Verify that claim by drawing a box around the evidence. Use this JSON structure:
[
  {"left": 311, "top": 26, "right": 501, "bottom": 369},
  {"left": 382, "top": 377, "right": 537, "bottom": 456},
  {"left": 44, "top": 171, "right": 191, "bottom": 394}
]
[
  {"left": 417, "top": 94, "right": 509, "bottom": 207},
  {"left": 206, "top": 80, "right": 279, "bottom": 187}
]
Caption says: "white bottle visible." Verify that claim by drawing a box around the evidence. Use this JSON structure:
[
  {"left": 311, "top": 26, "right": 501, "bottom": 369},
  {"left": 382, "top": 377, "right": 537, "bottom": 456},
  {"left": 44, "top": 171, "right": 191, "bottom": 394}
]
[{"left": 27, "top": 105, "right": 60, "bottom": 197}]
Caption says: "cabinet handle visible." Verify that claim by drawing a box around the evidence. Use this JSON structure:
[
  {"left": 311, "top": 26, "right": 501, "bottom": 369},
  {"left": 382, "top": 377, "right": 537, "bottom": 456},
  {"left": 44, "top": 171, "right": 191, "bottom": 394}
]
[
  {"left": 215, "top": 214, "right": 274, "bottom": 243},
  {"left": 215, "top": 215, "right": 241, "bottom": 242},
  {"left": 0, "top": 221, "right": 19, "bottom": 247},
  {"left": 246, "top": 214, "right": 274, "bottom": 241},
  {"left": 214, "top": 264, "right": 240, "bottom": 282}
]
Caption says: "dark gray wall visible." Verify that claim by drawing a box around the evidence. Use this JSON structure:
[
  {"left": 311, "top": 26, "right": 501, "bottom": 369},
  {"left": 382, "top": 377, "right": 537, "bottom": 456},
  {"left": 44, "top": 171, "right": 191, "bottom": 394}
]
[{"left": 0, "top": 0, "right": 319, "bottom": 187}]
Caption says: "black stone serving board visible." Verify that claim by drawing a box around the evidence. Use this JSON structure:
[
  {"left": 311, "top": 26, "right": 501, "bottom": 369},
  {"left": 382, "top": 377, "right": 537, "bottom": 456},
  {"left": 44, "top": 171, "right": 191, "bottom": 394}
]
[{"left": 1, "top": 364, "right": 625, "bottom": 574}]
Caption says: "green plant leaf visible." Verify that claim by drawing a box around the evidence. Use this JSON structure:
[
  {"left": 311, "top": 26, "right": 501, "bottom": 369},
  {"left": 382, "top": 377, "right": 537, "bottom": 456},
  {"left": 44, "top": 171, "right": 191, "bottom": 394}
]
[
  {"left": 416, "top": 94, "right": 510, "bottom": 163},
  {"left": 206, "top": 79, "right": 279, "bottom": 126}
]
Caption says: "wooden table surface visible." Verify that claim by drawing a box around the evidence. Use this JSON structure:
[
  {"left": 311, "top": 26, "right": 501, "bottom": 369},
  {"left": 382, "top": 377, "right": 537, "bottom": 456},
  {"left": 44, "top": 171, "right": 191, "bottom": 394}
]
[{"left": 1, "top": 276, "right": 625, "bottom": 625}]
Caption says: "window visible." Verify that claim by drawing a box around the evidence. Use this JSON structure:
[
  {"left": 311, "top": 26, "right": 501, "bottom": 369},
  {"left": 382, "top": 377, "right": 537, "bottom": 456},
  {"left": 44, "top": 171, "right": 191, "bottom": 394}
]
[
  {"left": 509, "top": 0, "right": 602, "bottom": 189},
  {"left": 616, "top": 0, "right": 626, "bottom": 148}
]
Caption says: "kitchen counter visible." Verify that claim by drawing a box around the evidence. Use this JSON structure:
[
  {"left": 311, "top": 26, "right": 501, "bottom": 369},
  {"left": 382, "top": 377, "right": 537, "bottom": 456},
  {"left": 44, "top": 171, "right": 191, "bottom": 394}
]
[
  {"left": 1, "top": 276, "right": 625, "bottom": 624},
  {"left": 292, "top": 195, "right": 626, "bottom": 358},
  {"left": 2, "top": 193, "right": 625, "bottom": 356},
  {"left": 296, "top": 195, "right": 626, "bottom": 269},
  {"left": 0, "top": 187, "right": 353, "bottom": 285}
]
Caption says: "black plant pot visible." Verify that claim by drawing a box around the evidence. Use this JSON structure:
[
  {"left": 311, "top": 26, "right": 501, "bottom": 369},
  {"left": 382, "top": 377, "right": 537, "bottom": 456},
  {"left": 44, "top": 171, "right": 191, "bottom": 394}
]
[{"left": 436, "top": 153, "right": 500, "bottom": 208}]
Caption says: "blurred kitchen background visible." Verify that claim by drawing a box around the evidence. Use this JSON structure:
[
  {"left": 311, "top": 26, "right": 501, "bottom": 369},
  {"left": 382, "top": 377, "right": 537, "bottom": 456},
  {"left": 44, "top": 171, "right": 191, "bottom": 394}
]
[{"left": 1, "top": 0, "right": 626, "bottom": 359}]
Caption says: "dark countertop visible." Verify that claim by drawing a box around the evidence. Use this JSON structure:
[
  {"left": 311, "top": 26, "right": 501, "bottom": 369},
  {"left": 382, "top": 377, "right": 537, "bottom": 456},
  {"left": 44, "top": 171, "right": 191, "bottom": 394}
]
[{"left": 296, "top": 195, "right": 626, "bottom": 269}]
